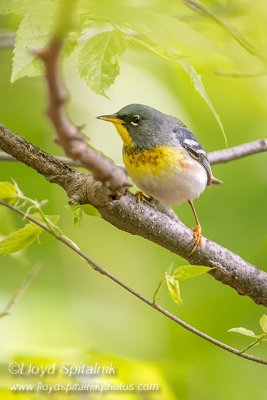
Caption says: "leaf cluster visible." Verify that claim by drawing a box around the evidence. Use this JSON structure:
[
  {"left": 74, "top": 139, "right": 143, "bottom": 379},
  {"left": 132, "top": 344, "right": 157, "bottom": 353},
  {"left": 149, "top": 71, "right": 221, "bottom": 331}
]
[
  {"left": 0, "top": 181, "right": 75, "bottom": 254},
  {"left": 154, "top": 264, "right": 213, "bottom": 305},
  {"left": 228, "top": 315, "right": 267, "bottom": 353},
  {"left": 0, "top": 0, "right": 235, "bottom": 143}
]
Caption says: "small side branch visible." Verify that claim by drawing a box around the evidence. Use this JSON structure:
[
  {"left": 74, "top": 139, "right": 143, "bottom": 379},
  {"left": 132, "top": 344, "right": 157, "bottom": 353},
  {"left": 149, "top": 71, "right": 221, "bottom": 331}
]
[
  {"left": 181, "top": 0, "right": 264, "bottom": 59},
  {"left": 0, "top": 263, "right": 41, "bottom": 318},
  {"left": 1, "top": 199, "right": 266, "bottom": 366},
  {"left": 208, "top": 139, "right": 267, "bottom": 165}
]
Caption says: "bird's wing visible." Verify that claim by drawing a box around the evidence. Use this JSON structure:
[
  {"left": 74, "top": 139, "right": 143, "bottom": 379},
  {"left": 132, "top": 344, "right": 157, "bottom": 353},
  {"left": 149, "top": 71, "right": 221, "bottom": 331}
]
[{"left": 175, "top": 126, "right": 213, "bottom": 186}]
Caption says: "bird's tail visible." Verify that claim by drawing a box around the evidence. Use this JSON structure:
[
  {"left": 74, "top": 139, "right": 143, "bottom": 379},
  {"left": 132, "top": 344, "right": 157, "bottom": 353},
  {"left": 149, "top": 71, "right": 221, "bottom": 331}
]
[{"left": 211, "top": 176, "right": 223, "bottom": 185}]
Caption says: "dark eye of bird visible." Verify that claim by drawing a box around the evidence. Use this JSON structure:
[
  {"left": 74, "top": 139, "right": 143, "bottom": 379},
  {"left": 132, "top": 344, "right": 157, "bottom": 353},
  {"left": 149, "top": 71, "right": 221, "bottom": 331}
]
[{"left": 131, "top": 114, "right": 141, "bottom": 126}]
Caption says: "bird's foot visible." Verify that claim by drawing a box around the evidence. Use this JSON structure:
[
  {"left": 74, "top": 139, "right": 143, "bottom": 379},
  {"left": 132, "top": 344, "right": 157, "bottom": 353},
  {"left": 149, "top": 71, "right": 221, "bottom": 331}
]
[
  {"left": 135, "top": 191, "right": 151, "bottom": 205},
  {"left": 189, "top": 223, "right": 202, "bottom": 255}
]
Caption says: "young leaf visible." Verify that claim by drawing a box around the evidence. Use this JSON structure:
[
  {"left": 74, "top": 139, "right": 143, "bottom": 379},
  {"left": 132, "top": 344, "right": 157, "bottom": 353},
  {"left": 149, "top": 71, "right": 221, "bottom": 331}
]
[
  {"left": 81, "top": 204, "right": 101, "bottom": 217},
  {"left": 0, "top": 182, "right": 17, "bottom": 203},
  {"left": 63, "top": 31, "right": 80, "bottom": 58},
  {"left": 173, "top": 265, "right": 213, "bottom": 282},
  {"left": 179, "top": 59, "right": 227, "bottom": 147},
  {"left": 259, "top": 315, "right": 267, "bottom": 333},
  {"left": 165, "top": 273, "right": 182, "bottom": 305},
  {"left": 0, "top": 222, "right": 42, "bottom": 255},
  {"left": 78, "top": 29, "right": 128, "bottom": 97},
  {"left": 11, "top": 0, "right": 59, "bottom": 82},
  {"left": 227, "top": 327, "right": 257, "bottom": 338},
  {"left": 67, "top": 202, "right": 84, "bottom": 226}
]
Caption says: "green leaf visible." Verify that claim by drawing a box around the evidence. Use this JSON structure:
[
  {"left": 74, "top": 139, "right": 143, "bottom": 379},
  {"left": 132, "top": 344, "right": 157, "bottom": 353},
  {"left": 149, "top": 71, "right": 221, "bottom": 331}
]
[
  {"left": 227, "top": 327, "right": 257, "bottom": 338},
  {"left": 173, "top": 265, "right": 213, "bottom": 282},
  {"left": 0, "top": 222, "right": 42, "bottom": 255},
  {"left": 165, "top": 273, "right": 182, "bottom": 305},
  {"left": 259, "top": 315, "right": 267, "bottom": 333},
  {"left": 85, "top": 4, "right": 222, "bottom": 54},
  {"left": 11, "top": 0, "right": 59, "bottom": 82},
  {"left": 67, "top": 202, "right": 83, "bottom": 226},
  {"left": 0, "top": 182, "right": 17, "bottom": 203},
  {"left": 81, "top": 204, "right": 101, "bottom": 217},
  {"left": 62, "top": 31, "right": 79, "bottom": 58},
  {"left": 78, "top": 29, "right": 128, "bottom": 97},
  {"left": 179, "top": 59, "right": 227, "bottom": 147},
  {"left": 0, "top": 0, "right": 32, "bottom": 15}
]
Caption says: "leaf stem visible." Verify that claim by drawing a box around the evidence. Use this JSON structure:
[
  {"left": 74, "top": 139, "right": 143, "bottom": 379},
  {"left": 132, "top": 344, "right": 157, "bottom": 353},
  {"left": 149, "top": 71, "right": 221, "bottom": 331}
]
[{"left": 153, "top": 277, "right": 165, "bottom": 305}]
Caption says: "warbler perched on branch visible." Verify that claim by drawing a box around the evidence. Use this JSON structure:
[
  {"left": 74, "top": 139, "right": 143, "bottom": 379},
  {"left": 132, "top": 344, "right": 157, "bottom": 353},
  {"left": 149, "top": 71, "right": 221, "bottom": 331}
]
[{"left": 98, "top": 104, "right": 221, "bottom": 254}]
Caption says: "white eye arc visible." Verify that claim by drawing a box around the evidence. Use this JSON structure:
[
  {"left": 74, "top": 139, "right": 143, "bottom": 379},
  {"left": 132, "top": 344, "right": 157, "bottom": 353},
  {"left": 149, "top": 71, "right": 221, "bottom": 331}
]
[{"left": 130, "top": 114, "right": 141, "bottom": 126}]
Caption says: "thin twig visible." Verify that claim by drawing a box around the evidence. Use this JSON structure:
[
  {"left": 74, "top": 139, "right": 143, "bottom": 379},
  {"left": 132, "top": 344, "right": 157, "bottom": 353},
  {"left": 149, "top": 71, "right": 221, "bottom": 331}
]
[
  {"left": 208, "top": 139, "right": 267, "bottom": 165},
  {"left": 0, "top": 263, "right": 42, "bottom": 318},
  {"left": 0, "top": 199, "right": 266, "bottom": 366},
  {"left": 181, "top": 0, "right": 265, "bottom": 59}
]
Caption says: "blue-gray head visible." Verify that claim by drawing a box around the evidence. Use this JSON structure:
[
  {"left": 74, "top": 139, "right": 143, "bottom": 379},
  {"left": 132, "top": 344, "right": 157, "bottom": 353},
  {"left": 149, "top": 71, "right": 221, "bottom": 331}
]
[{"left": 97, "top": 104, "right": 183, "bottom": 149}]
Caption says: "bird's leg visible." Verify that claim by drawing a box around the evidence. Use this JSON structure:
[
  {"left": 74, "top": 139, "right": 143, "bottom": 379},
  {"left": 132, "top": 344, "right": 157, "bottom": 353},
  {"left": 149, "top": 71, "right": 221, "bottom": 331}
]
[
  {"left": 188, "top": 200, "right": 202, "bottom": 255},
  {"left": 135, "top": 191, "right": 151, "bottom": 205}
]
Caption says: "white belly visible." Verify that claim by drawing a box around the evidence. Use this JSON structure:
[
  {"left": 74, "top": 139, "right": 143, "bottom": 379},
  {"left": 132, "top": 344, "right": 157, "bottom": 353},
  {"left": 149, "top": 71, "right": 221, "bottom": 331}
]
[{"left": 129, "top": 159, "right": 207, "bottom": 205}]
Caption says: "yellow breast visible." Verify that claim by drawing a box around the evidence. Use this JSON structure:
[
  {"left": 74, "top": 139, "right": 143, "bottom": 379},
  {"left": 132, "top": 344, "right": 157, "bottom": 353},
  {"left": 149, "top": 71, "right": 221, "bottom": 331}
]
[{"left": 123, "top": 145, "right": 186, "bottom": 177}]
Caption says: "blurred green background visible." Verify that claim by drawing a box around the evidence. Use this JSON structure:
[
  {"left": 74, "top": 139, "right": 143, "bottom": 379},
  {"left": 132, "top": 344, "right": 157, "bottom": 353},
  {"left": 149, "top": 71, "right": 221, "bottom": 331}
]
[{"left": 0, "top": 0, "right": 267, "bottom": 399}]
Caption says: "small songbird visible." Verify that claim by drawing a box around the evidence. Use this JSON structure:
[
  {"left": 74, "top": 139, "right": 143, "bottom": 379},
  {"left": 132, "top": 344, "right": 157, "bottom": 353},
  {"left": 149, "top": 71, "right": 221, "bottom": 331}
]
[{"left": 98, "top": 104, "right": 221, "bottom": 254}]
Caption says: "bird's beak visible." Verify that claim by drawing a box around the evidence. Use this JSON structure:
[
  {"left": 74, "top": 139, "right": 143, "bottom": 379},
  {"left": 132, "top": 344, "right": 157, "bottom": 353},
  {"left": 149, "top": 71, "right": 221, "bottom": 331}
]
[{"left": 97, "top": 114, "right": 124, "bottom": 124}]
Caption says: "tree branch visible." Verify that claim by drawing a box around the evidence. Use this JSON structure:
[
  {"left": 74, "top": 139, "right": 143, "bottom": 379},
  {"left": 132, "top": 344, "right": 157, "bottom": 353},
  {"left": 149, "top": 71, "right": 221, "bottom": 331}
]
[
  {"left": 36, "top": 16, "right": 130, "bottom": 198},
  {"left": 208, "top": 139, "right": 267, "bottom": 164},
  {"left": 1, "top": 123, "right": 267, "bottom": 307},
  {"left": 1, "top": 199, "right": 266, "bottom": 366}
]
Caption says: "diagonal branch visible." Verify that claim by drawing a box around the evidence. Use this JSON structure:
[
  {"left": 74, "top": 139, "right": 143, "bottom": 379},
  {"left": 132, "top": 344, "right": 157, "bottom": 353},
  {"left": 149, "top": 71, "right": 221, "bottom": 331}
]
[
  {"left": 181, "top": 0, "right": 265, "bottom": 59},
  {"left": 0, "top": 263, "right": 41, "bottom": 318},
  {"left": 0, "top": 123, "right": 267, "bottom": 307},
  {"left": 0, "top": 199, "right": 266, "bottom": 366},
  {"left": 36, "top": 11, "right": 130, "bottom": 198}
]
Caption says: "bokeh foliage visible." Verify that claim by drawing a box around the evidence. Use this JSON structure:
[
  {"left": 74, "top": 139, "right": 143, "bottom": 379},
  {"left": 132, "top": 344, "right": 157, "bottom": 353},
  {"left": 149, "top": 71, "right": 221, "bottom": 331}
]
[{"left": 0, "top": 0, "right": 267, "bottom": 399}]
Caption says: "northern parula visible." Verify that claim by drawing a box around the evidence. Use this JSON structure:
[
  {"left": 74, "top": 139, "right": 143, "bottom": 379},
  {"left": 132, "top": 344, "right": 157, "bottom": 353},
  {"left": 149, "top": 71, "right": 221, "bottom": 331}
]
[{"left": 98, "top": 104, "right": 221, "bottom": 253}]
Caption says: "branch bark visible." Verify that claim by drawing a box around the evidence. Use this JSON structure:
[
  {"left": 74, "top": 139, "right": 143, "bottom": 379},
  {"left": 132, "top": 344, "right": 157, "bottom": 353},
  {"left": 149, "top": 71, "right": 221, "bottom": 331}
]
[{"left": 1, "top": 123, "right": 267, "bottom": 307}]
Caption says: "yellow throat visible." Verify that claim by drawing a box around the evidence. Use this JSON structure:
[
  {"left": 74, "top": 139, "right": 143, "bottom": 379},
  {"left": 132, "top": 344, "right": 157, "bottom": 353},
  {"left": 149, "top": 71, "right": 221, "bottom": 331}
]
[{"left": 98, "top": 116, "right": 185, "bottom": 177}]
